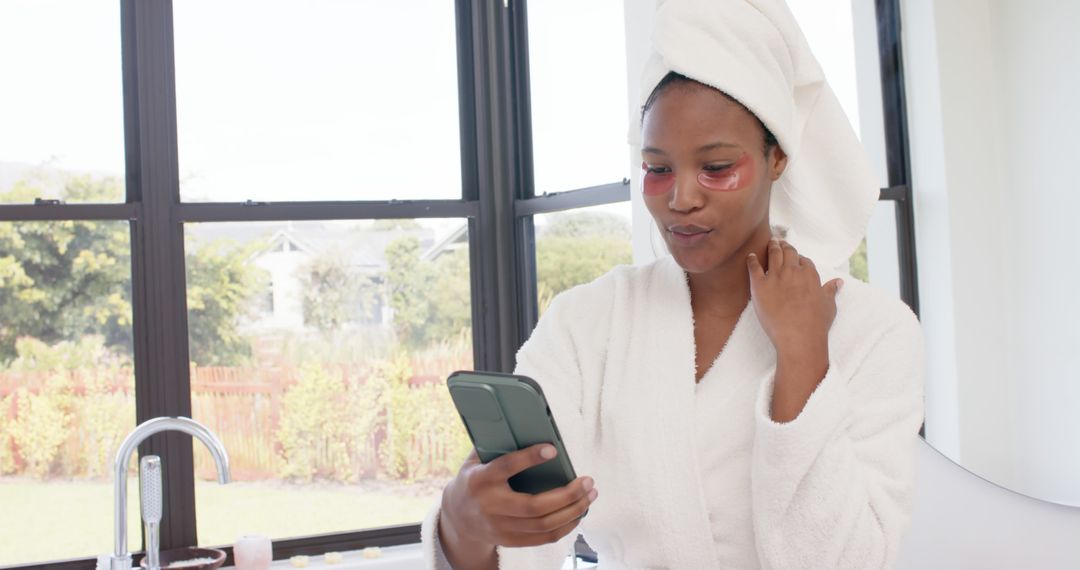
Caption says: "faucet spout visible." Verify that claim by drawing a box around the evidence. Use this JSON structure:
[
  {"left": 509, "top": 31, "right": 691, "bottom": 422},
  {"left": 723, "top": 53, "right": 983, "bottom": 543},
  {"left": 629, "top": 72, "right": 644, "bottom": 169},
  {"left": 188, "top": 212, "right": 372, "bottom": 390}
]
[{"left": 111, "top": 417, "right": 230, "bottom": 570}]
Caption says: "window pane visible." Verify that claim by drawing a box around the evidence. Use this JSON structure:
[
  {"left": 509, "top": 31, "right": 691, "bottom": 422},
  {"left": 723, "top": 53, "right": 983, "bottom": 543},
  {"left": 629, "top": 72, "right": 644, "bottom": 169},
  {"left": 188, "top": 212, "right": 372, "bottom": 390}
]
[
  {"left": 184, "top": 219, "right": 472, "bottom": 544},
  {"left": 0, "top": 1, "right": 126, "bottom": 204},
  {"left": 0, "top": 220, "right": 136, "bottom": 565},
  {"left": 528, "top": 1, "right": 630, "bottom": 195},
  {"left": 862, "top": 200, "right": 901, "bottom": 297},
  {"left": 535, "top": 202, "right": 632, "bottom": 315},
  {"left": 173, "top": 1, "right": 462, "bottom": 203}
]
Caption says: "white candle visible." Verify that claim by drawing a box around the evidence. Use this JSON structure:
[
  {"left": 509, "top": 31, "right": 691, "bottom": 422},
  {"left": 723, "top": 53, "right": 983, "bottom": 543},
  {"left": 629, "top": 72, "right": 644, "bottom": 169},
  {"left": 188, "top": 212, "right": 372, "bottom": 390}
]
[{"left": 233, "top": 535, "right": 272, "bottom": 570}]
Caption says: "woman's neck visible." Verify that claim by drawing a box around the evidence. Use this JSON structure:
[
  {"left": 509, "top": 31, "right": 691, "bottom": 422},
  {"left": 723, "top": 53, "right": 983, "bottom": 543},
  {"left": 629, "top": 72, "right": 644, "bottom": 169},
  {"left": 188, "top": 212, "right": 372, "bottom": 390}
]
[{"left": 686, "top": 226, "right": 773, "bottom": 318}]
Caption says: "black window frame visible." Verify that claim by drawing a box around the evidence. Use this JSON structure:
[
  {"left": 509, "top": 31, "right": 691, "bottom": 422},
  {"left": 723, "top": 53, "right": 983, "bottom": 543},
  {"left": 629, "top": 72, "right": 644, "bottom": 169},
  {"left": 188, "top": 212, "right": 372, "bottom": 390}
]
[{"left": 0, "top": 0, "right": 914, "bottom": 568}]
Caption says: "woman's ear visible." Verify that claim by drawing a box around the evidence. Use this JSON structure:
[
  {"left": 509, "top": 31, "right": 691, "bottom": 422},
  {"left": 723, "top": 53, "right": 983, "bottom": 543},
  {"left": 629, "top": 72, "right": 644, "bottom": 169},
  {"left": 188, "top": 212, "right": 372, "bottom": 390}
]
[{"left": 768, "top": 145, "right": 788, "bottom": 181}]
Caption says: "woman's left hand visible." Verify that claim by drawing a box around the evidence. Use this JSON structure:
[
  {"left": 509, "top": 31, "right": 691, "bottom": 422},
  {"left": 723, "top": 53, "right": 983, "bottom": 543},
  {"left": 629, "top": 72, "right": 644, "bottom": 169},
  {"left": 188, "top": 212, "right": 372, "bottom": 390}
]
[
  {"left": 747, "top": 239, "right": 842, "bottom": 421},
  {"left": 746, "top": 239, "right": 841, "bottom": 359}
]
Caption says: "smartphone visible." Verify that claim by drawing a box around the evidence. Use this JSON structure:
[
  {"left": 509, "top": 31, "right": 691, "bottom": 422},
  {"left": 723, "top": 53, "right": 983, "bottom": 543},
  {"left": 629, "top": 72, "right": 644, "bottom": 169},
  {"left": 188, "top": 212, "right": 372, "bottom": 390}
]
[{"left": 447, "top": 370, "right": 578, "bottom": 495}]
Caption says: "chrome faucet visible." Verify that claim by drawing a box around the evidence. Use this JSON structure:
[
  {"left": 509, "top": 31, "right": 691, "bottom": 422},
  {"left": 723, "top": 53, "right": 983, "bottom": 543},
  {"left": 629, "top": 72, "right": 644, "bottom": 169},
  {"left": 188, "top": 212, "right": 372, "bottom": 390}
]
[{"left": 111, "top": 417, "right": 231, "bottom": 570}]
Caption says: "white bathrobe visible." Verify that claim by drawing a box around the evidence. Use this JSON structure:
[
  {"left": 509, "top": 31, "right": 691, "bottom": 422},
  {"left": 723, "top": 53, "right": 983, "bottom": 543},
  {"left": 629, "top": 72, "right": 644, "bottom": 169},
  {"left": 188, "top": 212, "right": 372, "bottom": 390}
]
[{"left": 421, "top": 255, "right": 924, "bottom": 569}]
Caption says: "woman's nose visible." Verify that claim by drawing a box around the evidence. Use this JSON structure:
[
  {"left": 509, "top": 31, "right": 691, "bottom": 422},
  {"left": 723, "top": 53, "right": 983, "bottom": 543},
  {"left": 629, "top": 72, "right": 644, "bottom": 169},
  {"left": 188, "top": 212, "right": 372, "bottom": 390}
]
[{"left": 668, "top": 172, "right": 705, "bottom": 212}]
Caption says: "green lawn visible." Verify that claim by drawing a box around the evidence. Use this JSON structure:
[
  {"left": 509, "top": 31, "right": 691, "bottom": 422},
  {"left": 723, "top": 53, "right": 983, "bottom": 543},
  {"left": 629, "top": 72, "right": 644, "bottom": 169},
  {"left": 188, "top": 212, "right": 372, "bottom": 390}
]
[{"left": 0, "top": 477, "right": 445, "bottom": 566}]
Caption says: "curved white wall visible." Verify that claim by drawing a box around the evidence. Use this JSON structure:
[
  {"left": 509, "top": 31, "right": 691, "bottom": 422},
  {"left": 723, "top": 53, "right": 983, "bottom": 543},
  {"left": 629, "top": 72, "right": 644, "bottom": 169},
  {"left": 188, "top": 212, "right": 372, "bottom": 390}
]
[{"left": 903, "top": 0, "right": 1080, "bottom": 505}]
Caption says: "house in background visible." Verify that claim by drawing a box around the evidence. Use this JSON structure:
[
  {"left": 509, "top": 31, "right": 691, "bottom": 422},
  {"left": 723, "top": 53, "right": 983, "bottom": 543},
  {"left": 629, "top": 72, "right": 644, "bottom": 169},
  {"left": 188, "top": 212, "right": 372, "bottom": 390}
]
[{"left": 187, "top": 220, "right": 469, "bottom": 335}]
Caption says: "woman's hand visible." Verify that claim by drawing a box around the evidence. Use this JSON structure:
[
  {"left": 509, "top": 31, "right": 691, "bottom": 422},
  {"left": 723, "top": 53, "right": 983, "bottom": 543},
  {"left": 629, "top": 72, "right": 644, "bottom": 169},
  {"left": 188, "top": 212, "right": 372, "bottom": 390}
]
[
  {"left": 746, "top": 239, "right": 842, "bottom": 422},
  {"left": 437, "top": 444, "right": 597, "bottom": 569},
  {"left": 746, "top": 238, "right": 841, "bottom": 353}
]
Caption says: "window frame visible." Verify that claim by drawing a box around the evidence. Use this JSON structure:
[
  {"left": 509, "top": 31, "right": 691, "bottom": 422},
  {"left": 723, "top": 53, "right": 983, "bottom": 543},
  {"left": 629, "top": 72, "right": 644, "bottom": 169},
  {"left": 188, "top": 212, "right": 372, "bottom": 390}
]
[{"left": 0, "top": 0, "right": 914, "bottom": 567}]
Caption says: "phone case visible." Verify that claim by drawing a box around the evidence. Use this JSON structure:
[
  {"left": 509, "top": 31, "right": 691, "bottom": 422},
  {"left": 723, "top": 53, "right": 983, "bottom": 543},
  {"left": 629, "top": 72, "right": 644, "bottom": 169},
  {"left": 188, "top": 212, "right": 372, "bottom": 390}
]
[{"left": 447, "top": 370, "right": 578, "bottom": 494}]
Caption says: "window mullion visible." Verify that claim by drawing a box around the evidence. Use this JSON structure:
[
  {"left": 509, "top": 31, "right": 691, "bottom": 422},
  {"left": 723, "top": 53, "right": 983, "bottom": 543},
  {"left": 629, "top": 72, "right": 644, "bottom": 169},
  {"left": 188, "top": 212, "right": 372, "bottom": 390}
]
[
  {"left": 463, "top": 0, "right": 530, "bottom": 373},
  {"left": 121, "top": 0, "right": 199, "bottom": 550},
  {"left": 875, "top": 0, "right": 920, "bottom": 317}
]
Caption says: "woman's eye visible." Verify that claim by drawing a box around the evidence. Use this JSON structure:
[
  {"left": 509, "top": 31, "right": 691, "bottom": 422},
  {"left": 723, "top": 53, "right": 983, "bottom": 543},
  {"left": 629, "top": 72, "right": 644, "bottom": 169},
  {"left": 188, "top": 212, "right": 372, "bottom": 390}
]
[
  {"left": 702, "top": 164, "right": 733, "bottom": 172},
  {"left": 641, "top": 163, "right": 671, "bottom": 175}
]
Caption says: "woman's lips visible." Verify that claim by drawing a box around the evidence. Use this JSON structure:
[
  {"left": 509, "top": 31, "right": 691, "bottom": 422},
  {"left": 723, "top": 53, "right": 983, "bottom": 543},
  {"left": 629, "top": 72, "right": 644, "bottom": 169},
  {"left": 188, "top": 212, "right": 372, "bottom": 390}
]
[{"left": 668, "top": 224, "right": 712, "bottom": 246}]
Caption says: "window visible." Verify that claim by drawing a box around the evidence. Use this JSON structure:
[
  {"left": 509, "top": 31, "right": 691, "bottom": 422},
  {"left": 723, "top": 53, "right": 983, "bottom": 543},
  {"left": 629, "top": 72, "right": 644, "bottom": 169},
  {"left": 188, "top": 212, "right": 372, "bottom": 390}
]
[
  {"left": 0, "top": 1, "right": 136, "bottom": 565},
  {"left": 172, "top": 0, "right": 462, "bottom": 203},
  {"left": 0, "top": 0, "right": 126, "bottom": 204},
  {"left": 0, "top": 219, "right": 137, "bottom": 565},
  {"left": 521, "top": 0, "right": 632, "bottom": 325},
  {"left": 534, "top": 202, "right": 632, "bottom": 314},
  {"left": 184, "top": 219, "right": 472, "bottom": 545}
]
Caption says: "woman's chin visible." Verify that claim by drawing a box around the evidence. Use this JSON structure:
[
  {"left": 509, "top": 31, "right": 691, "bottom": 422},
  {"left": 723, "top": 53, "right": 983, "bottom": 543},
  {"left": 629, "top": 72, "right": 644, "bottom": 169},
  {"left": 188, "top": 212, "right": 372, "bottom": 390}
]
[{"left": 669, "top": 250, "right": 719, "bottom": 274}]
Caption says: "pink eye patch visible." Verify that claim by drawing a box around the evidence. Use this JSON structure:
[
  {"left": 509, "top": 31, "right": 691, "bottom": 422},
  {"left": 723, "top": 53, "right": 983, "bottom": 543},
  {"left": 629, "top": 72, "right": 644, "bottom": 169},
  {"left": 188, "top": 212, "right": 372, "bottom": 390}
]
[
  {"left": 641, "top": 154, "right": 754, "bottom": 196},
  {"left": 641, "top": 162, "right": 674, "bottom": 196},
  {"left": 697, "top": 154, "right": 753, "bottom": 192}
]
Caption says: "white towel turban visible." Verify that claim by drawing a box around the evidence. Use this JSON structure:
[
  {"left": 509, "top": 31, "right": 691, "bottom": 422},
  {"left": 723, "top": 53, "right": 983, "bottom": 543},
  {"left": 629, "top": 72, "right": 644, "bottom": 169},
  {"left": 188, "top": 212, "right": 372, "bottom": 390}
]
[{"left": 633, "top": 0, "right": 878, "bottom": 272}]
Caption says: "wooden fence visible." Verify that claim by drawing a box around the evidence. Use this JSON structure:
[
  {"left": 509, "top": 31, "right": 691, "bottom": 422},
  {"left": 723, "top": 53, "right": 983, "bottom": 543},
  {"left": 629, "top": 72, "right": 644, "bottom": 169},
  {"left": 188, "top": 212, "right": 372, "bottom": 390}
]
[{"left": 0, "top": 348, "right": 471, "bottom": 482}]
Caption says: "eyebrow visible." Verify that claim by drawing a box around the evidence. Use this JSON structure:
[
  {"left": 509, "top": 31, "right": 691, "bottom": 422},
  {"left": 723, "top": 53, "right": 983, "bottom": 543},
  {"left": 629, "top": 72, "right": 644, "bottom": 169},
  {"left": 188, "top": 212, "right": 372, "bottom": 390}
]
[{"left": 641, "top": 141, "right": 741, "bottom": 155}]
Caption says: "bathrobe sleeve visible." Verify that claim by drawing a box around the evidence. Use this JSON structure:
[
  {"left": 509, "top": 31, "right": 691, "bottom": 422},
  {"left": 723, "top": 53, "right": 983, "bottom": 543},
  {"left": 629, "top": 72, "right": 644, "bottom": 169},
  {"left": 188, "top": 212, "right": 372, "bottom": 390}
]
[
  {"left": 751, "top": 303, "right": 925, "bottom": 570},
  {"left": 421, "top": 289, "right": 599, "bottom": 570}
]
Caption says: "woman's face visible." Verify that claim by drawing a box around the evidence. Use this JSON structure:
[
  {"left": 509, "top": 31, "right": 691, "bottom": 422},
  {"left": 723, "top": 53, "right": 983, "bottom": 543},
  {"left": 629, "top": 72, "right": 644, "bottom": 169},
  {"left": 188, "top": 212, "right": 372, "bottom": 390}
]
[{"left": 641, "top": 82, "right": 787, "bottom": 275}]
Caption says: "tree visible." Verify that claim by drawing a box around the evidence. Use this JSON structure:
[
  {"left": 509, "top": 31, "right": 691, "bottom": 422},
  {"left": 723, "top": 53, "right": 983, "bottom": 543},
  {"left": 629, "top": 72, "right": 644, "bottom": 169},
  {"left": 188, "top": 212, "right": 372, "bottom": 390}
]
[
  {"left": 1, "top": 173, "right": 264, "bottom": 366},
  {"left": 185, "top": 238, "right": 263, "bottom": 366},
  {"left": 383, "top": 236, "right": 470, "bottom": 349},
  {"left": 536, "top": 211, "right": 632, "bottom": 312},
  {"left": 0, "top": 176, "right": 131, "bottom": 362},
  {"left": 542, "top": 210, "right": 632, "bottom": 241},
  {"left": 849, "top": 238, "right": 869, "bottom": 282},
  {"left": 300, "top": 252, "right": 379, "bottom": 334}
]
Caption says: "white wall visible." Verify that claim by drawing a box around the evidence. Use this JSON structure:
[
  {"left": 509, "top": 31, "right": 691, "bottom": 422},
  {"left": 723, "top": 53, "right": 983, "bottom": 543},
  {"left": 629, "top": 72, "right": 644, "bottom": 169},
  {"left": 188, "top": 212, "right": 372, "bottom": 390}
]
[
  {"left": 897, "top": 441, "right": 1080, "bottom": 570},
  {"left": 904, "top": 0, "right": 1080, "bottom": 505}
]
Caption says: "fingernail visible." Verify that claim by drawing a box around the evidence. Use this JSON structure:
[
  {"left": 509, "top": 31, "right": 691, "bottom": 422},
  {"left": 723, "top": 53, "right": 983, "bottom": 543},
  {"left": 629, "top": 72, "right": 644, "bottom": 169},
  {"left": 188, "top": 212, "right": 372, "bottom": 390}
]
[
  {"left": 748, "top": 253, "right": 756, "bottom": 258},
  {"left": 588, "top": 489, "right": 599, "bottom": 502},
  {"left": 582, "top": 477, "right": 594, "bottom": 491},
  {"left": 838, "top": 280, "right": 845, "bottom": 290},
  {"left": 540, "top": 446, "right": 557, "bottom": 459}
]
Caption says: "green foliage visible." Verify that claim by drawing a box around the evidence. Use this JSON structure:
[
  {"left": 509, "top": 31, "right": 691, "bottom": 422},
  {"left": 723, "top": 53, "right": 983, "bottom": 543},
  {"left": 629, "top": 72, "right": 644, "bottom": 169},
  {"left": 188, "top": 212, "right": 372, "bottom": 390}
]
[
  {"left": 543, "top": 210, "right": 632, "bottom": 240},
  {"left": 71, "top": 373, "right": 134, "bottom": 478},
  {"left": 373, "top": 353, "right": 470, "bottom": 481},
  {"left": 536, "top": 211, "right": 632, "bottom": 313},
  {"left": 185, "top": 239, "right": 264, "bottom": 366},
  {"left": 383, "top": 237, "right": 470, "bottom": 349},
  {"left": 0, "top": 174, "right": 262, "bottom": 366},
  {"left": 376, "top": 355, "right": 415, "bottom": 480},
  {"left": 0, "top": 177, "right": 131, "bottom": 362},
  {"left": 0, "top": 393, "right": 14, "bottom": 475},
  {"left": 0, "top": 336, "right": 133, "bottom": 479},
  {"left": 8, "top": 378, "right": 72, "bottom": 478},
  {"left": 849, "top": 238, "right": 869, "bottom": 283},
  {"left": 300, "top": 253, "right": 379, "bottom": 334},
  {"left": 276, "top": 362, "right": 362, "bottom": 483}
]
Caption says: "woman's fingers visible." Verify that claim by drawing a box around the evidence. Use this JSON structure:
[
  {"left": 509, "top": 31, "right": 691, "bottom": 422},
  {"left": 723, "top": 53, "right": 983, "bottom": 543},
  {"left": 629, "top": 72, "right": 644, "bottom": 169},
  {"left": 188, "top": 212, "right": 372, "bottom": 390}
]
[
  {"left": 747, "top": 252, "right": 766, "bottom": 281},
  {"left": 500, "top": 513, "right": 587, "bottom": 548},
  {"left": 767, "top": 238, "right": 783, "bottom": 273},
  {"left": 485, "top": 475, "right": 594, "bottom": 518},
  {"left": 824, "top": 278, "right": 844, "bottom": 298},
  {"left": 494, "top": 486, "right": 597, "bottom": 533},
  {"left": 481, "top": 444, "right": 557, "bottom": 485},
  {"left": 780, "top": 240, "right": 800, "bottom": 269}
]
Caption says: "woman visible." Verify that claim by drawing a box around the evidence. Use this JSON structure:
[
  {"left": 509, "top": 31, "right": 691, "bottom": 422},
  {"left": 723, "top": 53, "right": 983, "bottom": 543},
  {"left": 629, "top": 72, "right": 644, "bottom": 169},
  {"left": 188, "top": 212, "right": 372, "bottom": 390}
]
[{"left": 423, "top": 0, "right": 924, "bottom": 568}]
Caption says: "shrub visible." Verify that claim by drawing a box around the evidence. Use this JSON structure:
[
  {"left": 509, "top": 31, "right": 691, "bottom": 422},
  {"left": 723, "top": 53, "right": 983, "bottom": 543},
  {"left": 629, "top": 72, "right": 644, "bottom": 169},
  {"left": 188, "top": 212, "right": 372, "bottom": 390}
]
[
  {"left": 8, "top": 376, "right": 73, "bottom": 478},
  {"left": 276, "top": 362, "right": 361, "bottom": 482}
]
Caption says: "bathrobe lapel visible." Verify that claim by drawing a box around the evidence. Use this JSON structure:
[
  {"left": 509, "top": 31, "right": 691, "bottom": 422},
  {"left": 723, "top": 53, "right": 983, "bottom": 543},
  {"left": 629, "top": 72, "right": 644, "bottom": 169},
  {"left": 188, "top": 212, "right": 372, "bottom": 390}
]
[{"left": 602, "top": 256, "right": 775, "bottom": 568}]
